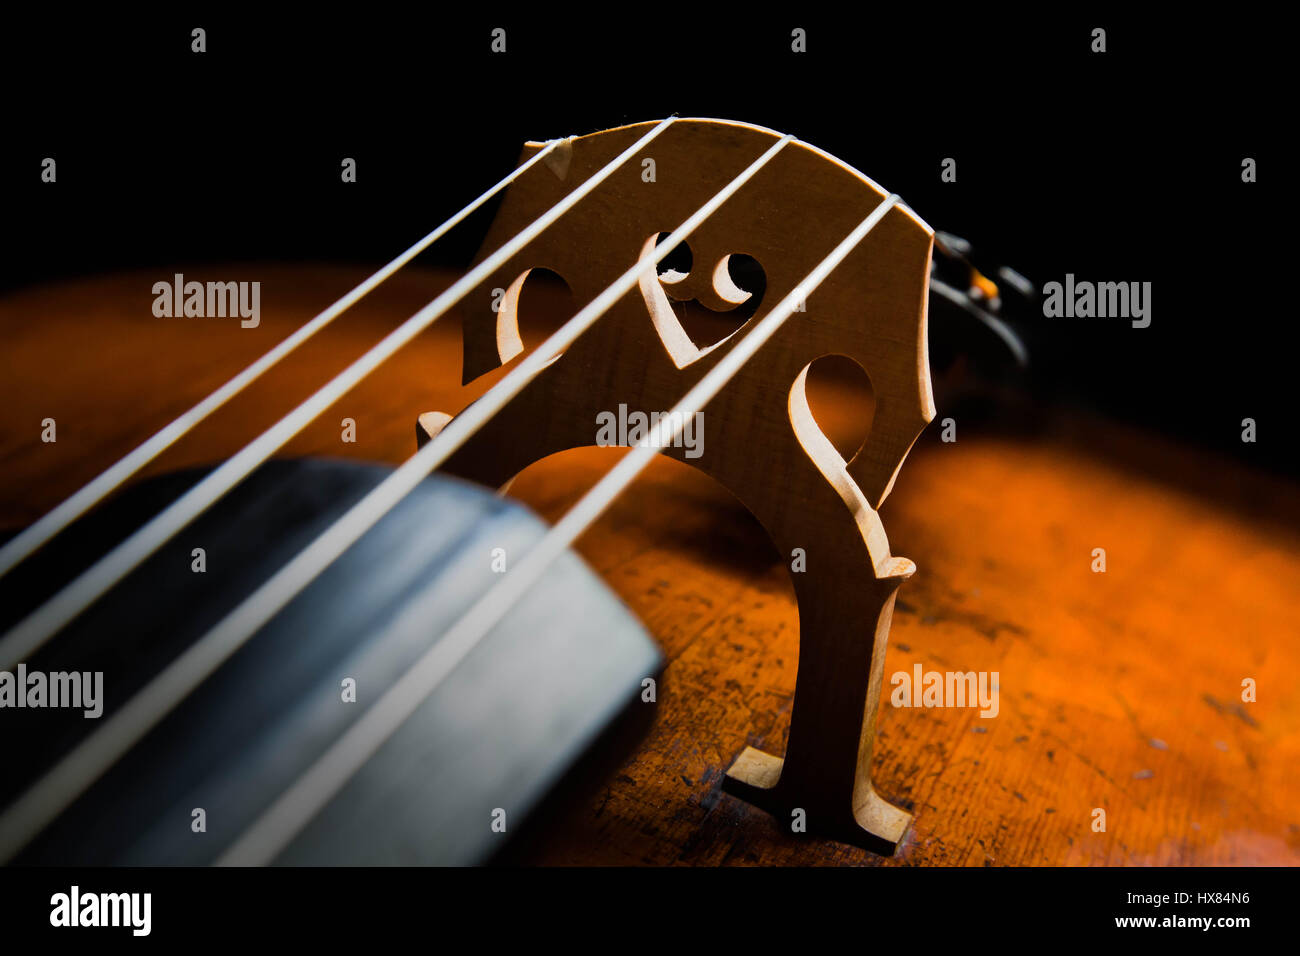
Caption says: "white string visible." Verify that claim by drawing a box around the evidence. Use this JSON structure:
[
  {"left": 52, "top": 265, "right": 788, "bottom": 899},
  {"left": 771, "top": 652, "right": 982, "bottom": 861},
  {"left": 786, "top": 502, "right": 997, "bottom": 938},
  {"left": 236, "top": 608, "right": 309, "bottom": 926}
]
[
  {"left": 0, "top": 130, "right": 792, "bottom": 866},
  {"left": 216, "top": 193, "right": 902, "bottom": 866},
  {"left": 0, "top": 117, "right": 675, "bottom": 676},
  {"left": 0, "top": 140, "right": 561, "bottom": 583}
]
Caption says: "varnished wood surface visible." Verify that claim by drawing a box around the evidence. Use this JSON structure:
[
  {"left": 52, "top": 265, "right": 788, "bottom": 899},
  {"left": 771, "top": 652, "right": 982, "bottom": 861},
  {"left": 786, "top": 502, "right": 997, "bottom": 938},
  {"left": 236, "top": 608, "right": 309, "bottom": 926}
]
[{"left": 2, "top": 265, "right": 1297, "bottom": 865}]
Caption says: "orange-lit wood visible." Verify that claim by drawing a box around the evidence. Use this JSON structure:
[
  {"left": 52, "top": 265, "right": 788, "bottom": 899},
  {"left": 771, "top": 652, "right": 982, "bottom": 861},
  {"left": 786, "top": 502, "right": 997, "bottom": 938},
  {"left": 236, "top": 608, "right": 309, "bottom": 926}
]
[{"left": 1, "top": 266, "right": 1296, "bottom": 864}]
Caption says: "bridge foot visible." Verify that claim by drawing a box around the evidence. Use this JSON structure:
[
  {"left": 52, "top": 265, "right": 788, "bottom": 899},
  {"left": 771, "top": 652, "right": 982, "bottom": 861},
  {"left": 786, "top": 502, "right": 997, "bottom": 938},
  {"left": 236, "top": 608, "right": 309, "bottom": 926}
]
[{"left": 721, "top": 746, "right": 912, "bottom": 857}]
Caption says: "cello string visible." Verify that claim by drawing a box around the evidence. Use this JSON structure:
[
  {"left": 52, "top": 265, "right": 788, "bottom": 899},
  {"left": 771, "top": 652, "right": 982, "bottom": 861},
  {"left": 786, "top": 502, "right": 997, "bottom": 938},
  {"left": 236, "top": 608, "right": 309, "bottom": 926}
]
[
  {"left": 0, "top": 131, "right": 795, "bottom": 865},
  {"left": 217, "top": 193, "right": 903, "bottom": 866},
  {"left": 0, "top": 138, "right": 562, "bottom": 581},
  {"left": 0, "top": 117, "right": 675, "bottom": 674}
]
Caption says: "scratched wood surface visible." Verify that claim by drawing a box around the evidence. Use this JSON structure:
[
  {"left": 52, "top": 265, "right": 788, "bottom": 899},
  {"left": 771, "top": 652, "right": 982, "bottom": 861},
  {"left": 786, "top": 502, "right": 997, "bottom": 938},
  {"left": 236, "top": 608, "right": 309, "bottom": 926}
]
[{"left": 1, "top": 265, "right": 1296, "bottom": 866}]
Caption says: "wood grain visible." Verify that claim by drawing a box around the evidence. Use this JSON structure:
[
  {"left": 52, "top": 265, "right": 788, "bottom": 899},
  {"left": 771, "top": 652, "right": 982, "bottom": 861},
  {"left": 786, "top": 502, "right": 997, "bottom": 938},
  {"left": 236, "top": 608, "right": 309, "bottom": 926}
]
[{"left": 1, "top": 265, "right": 1296, "bottom": 865}]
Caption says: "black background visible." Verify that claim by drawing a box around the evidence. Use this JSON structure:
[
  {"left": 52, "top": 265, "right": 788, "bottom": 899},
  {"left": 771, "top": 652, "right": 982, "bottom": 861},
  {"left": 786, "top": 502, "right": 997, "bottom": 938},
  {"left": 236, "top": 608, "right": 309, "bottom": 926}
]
[
  {"left": 0, "top": 10, "right": 1288, "bottom": 473},
  {"left": 0, "top": 863, "right": 1285, "bottom": 942},
  {"left": 0, "top": 9, "right": 1292, "bottom": 933}
]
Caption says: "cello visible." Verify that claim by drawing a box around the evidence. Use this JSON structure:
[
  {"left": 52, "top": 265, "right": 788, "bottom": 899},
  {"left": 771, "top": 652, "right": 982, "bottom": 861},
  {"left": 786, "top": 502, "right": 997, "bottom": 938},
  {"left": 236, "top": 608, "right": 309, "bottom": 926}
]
[
  {"left": 1, "top": 116, "right": 1295, "bottom": 869},
  {"left": 0, "top": 117, "right": 931, "bottom": 863}
]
